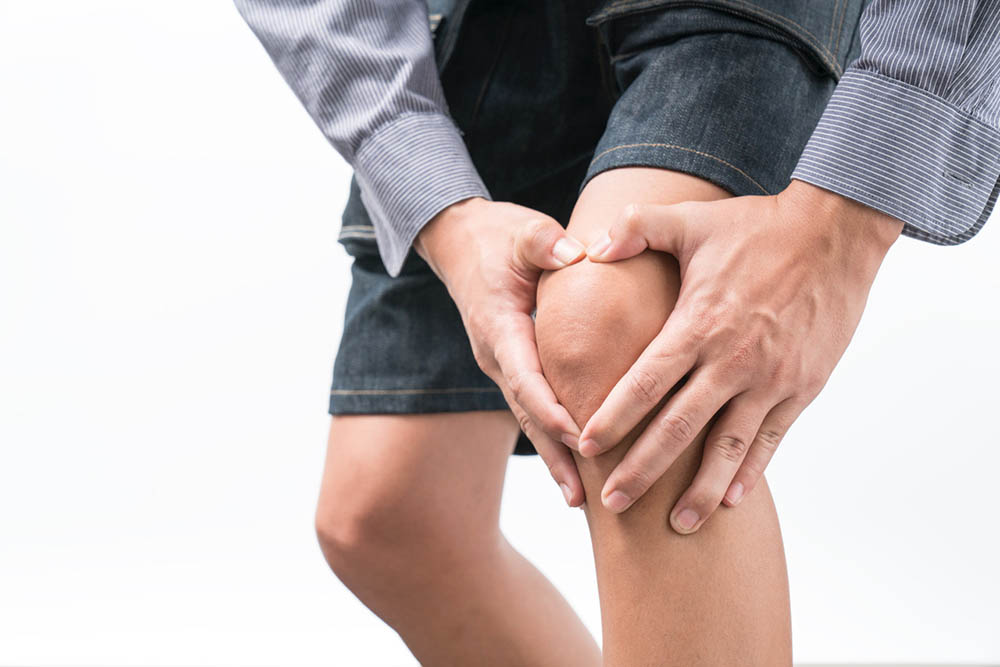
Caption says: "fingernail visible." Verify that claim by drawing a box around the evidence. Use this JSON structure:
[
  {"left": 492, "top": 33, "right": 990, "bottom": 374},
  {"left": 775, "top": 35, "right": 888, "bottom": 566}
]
[
  {"left": 560, "top": 433, "right": 579, "bottom": 449},
  {"left": 553, "top": 237, "right": 585, "bottom": 265},
  {"left": 674, "top": 508, "right": 699, "bottom": 532},
  {"left": 559, "top": 483, "right": 572, "bottom": 506},
  {"left": 725, "top": 481, "right": 744, "bottom": 505},
  {"left": 578, "top": 438, "right": 600, "bottom": 457},
  {"left": 586, "top": 233, "right": 612, "bottom": 258},
  {"left": 604, "top": 490, "right": 631, "bottom": 513}
]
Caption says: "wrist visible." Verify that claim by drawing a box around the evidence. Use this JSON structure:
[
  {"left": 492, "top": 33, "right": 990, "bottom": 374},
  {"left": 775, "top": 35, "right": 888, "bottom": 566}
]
[
  {"left": 783, "top": 179, "right": 904, "bottom": 259},
  {"left": 414, "top": 196, "right": 490, "bottom": 282}
]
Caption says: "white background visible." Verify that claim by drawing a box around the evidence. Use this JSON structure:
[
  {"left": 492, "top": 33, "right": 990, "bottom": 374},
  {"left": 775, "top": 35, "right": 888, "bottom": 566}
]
[{"left": 1, "top": 2, "right": 997, "bottom": 665}]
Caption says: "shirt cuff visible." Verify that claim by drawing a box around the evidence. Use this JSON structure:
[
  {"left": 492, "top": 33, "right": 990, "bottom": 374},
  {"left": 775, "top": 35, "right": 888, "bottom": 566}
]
[
  {"left": 353, "top": 112, "right": 492, "bottom": 277},
  {"left": 790, "top": 68, "right": 1000, "bottom": 246}
]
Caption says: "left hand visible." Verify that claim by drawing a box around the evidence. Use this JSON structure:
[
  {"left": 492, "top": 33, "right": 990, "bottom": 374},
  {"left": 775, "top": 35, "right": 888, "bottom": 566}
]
[{"left": 577, "top": 179, "right": 904, "bottom": 533}]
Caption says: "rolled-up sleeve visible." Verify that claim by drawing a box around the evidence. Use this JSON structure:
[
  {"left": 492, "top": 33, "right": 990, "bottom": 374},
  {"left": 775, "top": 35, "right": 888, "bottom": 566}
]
[
  {"left": 790, "top": 0, "right": 1000, "bottom": 245},
  {"left": 234, "top": 0, "right": 491, "bottom": 276}
]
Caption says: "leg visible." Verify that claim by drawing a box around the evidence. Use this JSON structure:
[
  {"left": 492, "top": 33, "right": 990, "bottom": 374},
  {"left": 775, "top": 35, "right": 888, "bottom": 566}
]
[
  {"left": 315, "top": 411, "right": 601, "bottom": 666},
  {"left": 536, "top": 167, "right": 792, "bottom": 666}
]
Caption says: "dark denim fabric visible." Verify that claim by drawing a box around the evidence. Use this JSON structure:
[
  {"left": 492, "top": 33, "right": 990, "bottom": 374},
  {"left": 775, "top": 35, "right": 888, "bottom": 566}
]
[{"left": 331, "top": 0, "right": 866, "bottom": 456}]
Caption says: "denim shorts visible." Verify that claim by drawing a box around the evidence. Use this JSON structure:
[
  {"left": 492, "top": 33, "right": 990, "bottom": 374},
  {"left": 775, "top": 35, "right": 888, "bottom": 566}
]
[{"left": 330, "top": 0, "right": 867, "bottom": 456}]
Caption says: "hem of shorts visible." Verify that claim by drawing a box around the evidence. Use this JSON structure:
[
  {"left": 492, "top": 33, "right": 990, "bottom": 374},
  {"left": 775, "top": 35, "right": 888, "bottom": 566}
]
[
  {"left": 329, "top": 386, "right": 538, "bottom": 456},
  {"left": 581, "top": 142, "right": 773, "bottom": 197},
  {"left": 329, "top": 386, "right": 511, "bottom": 415}
]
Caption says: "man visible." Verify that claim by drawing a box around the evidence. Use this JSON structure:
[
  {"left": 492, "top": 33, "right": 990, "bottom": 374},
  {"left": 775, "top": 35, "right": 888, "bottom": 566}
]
[{"left": 235, "top": 1, "right": 999, "bottom": 663}]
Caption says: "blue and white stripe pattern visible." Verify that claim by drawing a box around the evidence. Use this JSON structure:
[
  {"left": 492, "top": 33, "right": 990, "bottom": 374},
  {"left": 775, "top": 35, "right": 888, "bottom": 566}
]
[
  {"left": 791, "top": 0, "right": 1000, "bottom": 245},
  {"left": 233, "top": 0, "right": 490, "bottom": 277},
  {"left": 235, "top": 0, "right": 1000, "bottom": 277}
]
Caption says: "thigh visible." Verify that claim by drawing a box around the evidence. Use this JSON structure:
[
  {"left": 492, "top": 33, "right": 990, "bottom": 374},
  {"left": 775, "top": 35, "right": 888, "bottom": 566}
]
[
  {"left": 317, "top": 410, "right": 520, "bottom": 545},
  {"left": 536, "top": 167, "right": 792, "bottom": 665}
]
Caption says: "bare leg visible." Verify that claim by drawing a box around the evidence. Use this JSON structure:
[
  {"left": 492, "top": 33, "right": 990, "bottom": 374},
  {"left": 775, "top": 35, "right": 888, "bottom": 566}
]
[
  {"left": 536, "top": 167, "right": 793, "bottom": 666},
  {"left": 315, "top": 411, "right": 601, "bottom": 666}
]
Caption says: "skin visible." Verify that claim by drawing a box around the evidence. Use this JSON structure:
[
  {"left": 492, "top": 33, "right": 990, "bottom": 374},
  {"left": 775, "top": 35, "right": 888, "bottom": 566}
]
[
  {"left": 413, "top": 196, "right": 591, "bottom": 506},
  {"left": 535, "top": 167, "right": 792, "bottom": 665},
  {"left": 414, "top": 159, "right": 904, "bottom": 540},
  {"left": 574, "top": 178, "right": 904, "bottom": 532},
  {"left": 316, "top": 167, "right": 797, "bottom": 664},
  {"left": 316, "top": 411, "right": 601, "bottom": 666}
]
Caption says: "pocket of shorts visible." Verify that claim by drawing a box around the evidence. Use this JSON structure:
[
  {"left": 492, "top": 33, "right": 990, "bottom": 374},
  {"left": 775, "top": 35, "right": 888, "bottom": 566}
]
[{"left": 586, "top": 0, "right": 865, "bottom": 82}]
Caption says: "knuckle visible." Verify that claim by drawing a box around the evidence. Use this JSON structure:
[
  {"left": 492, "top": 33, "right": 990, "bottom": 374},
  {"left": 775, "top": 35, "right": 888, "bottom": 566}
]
[
  {"left": 728, "top": 337, "right": 758, "bottom": 372},
  {"left": 755, "top": 427, "right": 784, "bottom": 452},
  {"left": 506, "top": 370, "right": 526, "bottom": 402},
  {"left": 803, "top": 371, "right": 827, "bottom": 396},
  {"left": 522, "top": 216, "right": 552, "bottom": 251},
  {"left": 619, "top": 466, "right": 653, "bottom": 494},
  {"left": 470, "top": 344, "right": 493, "bottom": 375},
  {"left": 685, "top": 307, "right": 716, "bottom": 345},
  {"left": 467, "top": 311, "right": 494, "bottom": 346},
  {"left": 620, "top": 202, "right": 644, "bottom": 230},
  {"left": 516, "top": 410, "right": 534, "bottom": 436},
  {"left": 710, "top": 434, "right": 749, "bottom": 462},
  {"left": 659, "top": 412, "right": 695, "bottom": 445},
  {"left": 535, "top": 408, "right": 562, "bottom": 437},
  {"left": 625, "top": 367, "right": 662, "bottom": 404},
  {"left": 686, "top": 489, "right": 718, "bottom": 515},
  {"left": 768, "top": 358, "right": 792, "bottom": 386}
]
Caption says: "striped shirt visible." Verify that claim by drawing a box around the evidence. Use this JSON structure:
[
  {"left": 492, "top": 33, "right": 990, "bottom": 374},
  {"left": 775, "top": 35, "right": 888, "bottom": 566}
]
[{"left": 235, "top": 0, "right": 1000, "bottom": 278}]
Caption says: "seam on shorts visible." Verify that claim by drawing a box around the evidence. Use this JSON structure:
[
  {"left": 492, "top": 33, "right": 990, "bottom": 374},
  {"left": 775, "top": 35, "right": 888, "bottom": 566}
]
[
  {"left": 331, "top": 387, "right": 504, "bottom": 396},
  {"left": 832, "top": 0, "right": 848, "bottom": 58},
  {"left": 589, "top": 142, "right": 770, "bottom": 194},
  {"left": 827, "top": 0, "right": 840, "bottom": 49},
  {"left": 594, "top": 0, "right": 841, "bottom": 77}
]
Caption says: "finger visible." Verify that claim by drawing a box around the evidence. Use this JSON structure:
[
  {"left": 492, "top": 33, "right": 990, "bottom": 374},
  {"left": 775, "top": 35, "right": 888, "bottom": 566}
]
[
  {"left": 493, "top": 313, "right": 583, "bottom": 448},
  {"left": 502, "top": 385, "right": 586, "bottom": 508},
  {"left": 585, "top": 201, "right": 702, "bottom": 263},
  {"left": 577, "top": 314, "right": 695, "bottom": 457},
  {"left": 511, "top": 215, "right": 586, "bottom": 273},
  {"left": 601, "top": 368, "right": 734, "bottom": 513},
  {"left": 667, "top": 393, "right": 772, "bottom": 534},
  {"left": 723, "top": 397, "right": 806, "bottom": 507}
]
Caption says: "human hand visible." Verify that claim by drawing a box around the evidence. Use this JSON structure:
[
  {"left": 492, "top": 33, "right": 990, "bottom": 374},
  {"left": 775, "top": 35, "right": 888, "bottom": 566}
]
[
  {"left": 414, "top": 197, "right": 589, "bottom": 507},
  {"left": 575, "top": 179, "right": 904, "bottom": 531}
]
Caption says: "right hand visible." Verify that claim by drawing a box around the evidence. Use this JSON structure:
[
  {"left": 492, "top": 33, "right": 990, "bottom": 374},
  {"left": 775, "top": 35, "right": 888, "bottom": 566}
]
[{"left": 414, "top": 197, "right": 589, "bottom": 507}]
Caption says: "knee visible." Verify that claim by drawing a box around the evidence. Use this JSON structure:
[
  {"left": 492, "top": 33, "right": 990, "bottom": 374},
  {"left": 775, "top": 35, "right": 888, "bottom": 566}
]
[
  {"left": 534, "top": 250, "right": 679, "bottom": 421},
  {"left": 314, "top": 468, "right": 436, "bottom": 586},
  {"left": 313, "top": 441, "right": 485, "bottom": 588},
  {"left": 314, "top": 483, "right": 392, "bottom": 583}
]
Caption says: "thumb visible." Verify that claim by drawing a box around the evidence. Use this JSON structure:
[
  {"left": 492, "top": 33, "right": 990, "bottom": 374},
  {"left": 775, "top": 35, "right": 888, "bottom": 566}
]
[
  {"left": 585, "top": 201, "right": 695, "bottom": 262},
  {"left": 512, "top": 216, "right": 587, "bottom": 273}
]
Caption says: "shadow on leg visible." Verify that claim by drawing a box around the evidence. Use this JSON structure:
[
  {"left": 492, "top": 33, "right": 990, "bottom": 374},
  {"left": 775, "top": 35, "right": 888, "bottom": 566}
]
[{"left": 536, "top": 167, "right": 793, "bottom": 666}]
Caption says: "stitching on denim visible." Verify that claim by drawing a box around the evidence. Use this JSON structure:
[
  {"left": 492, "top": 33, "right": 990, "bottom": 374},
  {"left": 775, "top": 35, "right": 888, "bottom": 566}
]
[
  {"left": 590, "top": 142, "right": 769, "bottom": 194},
  {"left": 331, "top": 387, "right": 503, "bottom": 395},
  {"left": 594, "top": 0, "right": 840, "bottom": 76},
  {"left": 827, "top": 0, "right": 840, "bottom": 48},
  {"left": 832, "top": 0, "right": 847, "bottom": 57}
]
